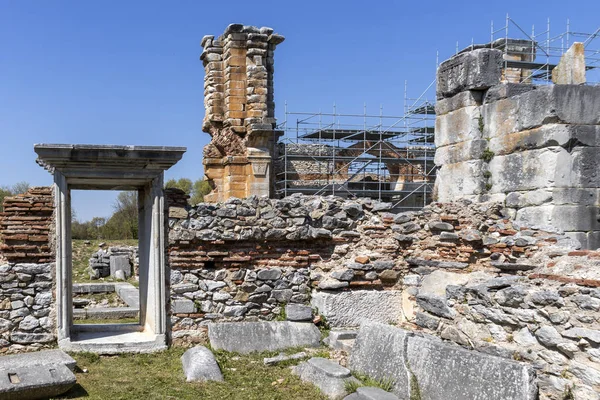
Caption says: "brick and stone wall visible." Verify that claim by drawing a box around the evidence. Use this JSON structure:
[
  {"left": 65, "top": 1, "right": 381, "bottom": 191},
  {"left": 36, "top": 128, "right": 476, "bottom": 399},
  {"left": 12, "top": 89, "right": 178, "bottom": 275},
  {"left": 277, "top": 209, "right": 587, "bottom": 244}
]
[
  {"left": 434, "top": 45, "right": 600, "bottom": 249},
  {"left": 0, "top": 187, "right": 54, "bottom": 263},
  {"left": 166, "top": 189, "right": 599, "bottom": 396},
  {"left": 0, "top": 187, "right": 56, "bottom": 352}
]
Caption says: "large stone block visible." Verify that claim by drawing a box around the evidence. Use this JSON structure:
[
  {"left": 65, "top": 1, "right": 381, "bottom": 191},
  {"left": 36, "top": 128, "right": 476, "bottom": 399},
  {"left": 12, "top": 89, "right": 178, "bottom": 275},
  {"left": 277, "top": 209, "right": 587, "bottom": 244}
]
[
  {"left": 435, "top": 90, "right": 483, "bottom": 116},
  {"left": 109, "top": 255, "right": 131, "bottom": 278},
  {"left": 0, "top": 363, "right": 76, "bottom": 400},
  {"left": 208, "top": 321, "right": 320, "bottom": 353},
  {"left": 552, "top": 188, "right": 600, "bottom": 206},
  {"left": 488, "top": 123, "right": 599, "bottom": 160},
  {"left": 553, "top": 85, "right": 600, "bottom": 125},
  {"left": 311, "top": 290, "right": 403, "bottom": 327},
  {"left": 565, "top": 231, "right": 600, "bottom": 250},
  {"left": 488, "top": 147, "right": 572, "bottom": 193},
  {"left": 349, "top": 323, "right": 537, "bottom": 400},
  {"left": 434, "top": 139, "right": 487, "bottom": 165},
  {"left": 516, "top": 205, "right": 600, "bottom": 232},
  {"left": 406, "top": 335, "right": 537, "bottom": 400},
  {"left": 436, "top": 49, "right": 503, "bottom": 99},
  {"left": 348, "top": 323, "right": 410, "bottom": 399},
  {"left": 570, "top": 147, "right": 600, "bottom": 187},
  {"left": 435, "top": 160, "right": 486, "bottom": 202},
  {"left": 434, "top": 106, "right": 481, "bottom": 148}
]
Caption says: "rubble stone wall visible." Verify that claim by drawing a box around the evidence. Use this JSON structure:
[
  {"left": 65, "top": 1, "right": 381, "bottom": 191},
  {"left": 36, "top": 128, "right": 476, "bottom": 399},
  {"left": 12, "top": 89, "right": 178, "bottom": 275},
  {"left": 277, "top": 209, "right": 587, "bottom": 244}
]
[
  {"left": 0, "top": 187, "right": 56, "bottom": 352},
  {"left": 166, "top": 190, "right": 599, "bottom": 397},
  {"left": 434, "top": 46, "right": 600, "bottom": 249}
]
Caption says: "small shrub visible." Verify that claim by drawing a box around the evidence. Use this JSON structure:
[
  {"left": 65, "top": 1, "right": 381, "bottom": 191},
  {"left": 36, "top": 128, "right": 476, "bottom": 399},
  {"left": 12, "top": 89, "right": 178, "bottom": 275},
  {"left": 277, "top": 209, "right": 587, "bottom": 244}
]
[
  {"left": 483, "top": 171, "right": 492, "bottom": 179},
  {"left": 481, "top": 149, "right": 495, "bottom": 163},
  {"left": 563, "top": 385, "right": 575, "bottom": 400},
  {"left": 485, "top": 183, "right": 493, "bottom": 191},
  {"left": 409, "top": 372, "right": 422, "bottom": 400},
  {"left": 344, "top": 379, "right": 362, "bottom": 394},
  {"left": 478, "top": 115, "right": 485, "bottom": 133}
]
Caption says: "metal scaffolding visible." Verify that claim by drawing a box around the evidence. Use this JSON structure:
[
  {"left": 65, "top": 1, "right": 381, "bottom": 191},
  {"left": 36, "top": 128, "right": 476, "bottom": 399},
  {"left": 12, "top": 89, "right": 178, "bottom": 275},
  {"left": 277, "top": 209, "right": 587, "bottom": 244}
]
[
  {"left": 275, "top": 81, "right": 436, "bottom": 210},
  {"left": 471, "top": 15, "right": 600, "bottom": 84}
]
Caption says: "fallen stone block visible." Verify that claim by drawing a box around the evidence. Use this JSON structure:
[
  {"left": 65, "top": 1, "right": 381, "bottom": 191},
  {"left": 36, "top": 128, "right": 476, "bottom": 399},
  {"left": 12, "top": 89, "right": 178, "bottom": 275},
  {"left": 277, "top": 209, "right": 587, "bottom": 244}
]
[
  {"left": 293, "top": 357, "right": 358, "bottom": 399},
  {"left": 406, "top": 334, "right": 537, "bottom": 400},
  {"left": 208, "top": 321, "right": 320, "bottom": 353},
  {"left": 0, "top": 363, "right": 76, "bottom": 400},
  {"left": 349, "top": 322, "right": 538, "bottom": 400},
  {"left": 348, "top": 323, "right": 410, "bottom": 397},
  {"left": 263, "top": 351, "right": 307, "bottom": 366},
  {"left": 311, "top": 290, "right": 403, "bottom": 327},
  {"left": 181, "top": 346, "right": 223, "bottom": 382}
]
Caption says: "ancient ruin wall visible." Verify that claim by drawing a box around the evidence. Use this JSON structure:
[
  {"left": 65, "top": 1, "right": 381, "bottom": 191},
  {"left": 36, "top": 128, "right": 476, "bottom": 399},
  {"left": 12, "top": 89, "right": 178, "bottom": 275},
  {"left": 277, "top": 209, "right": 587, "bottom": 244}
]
[
  {"left": 166, "top": 190, "right": 600, "bottom": 397},
  {"left": 434, "top": 46, "right": 600, "bottom": 249},
  {"left": 200, "top": 24, "right": 285, "bottom": 202},
  {"left": 0, "top": 187, "right": 56, "bottom": 352}
]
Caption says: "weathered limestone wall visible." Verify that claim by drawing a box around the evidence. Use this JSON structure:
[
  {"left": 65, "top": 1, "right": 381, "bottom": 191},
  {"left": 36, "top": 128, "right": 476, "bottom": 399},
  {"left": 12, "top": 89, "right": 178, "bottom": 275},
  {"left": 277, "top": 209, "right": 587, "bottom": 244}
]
[
  {"left": 0, "top": 187, "right": 56, "bottom": 352},
  {"left": 434, "top": 45, "right": 600, "bottom": 249},
  {"left": 200, "top": 24, "right": 285, "bottom": 202}
]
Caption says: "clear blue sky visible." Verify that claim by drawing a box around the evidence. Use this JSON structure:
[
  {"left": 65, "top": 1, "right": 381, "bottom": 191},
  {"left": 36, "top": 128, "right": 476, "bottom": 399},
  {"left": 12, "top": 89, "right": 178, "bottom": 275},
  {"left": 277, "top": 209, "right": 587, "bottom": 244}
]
[{"left": 1, "top": 0, "right": 599, "bottom": 220}]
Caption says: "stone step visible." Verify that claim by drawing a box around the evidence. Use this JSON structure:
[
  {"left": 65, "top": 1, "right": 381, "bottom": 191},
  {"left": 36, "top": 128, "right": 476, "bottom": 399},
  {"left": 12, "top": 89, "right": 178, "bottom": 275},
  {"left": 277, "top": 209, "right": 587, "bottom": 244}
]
[
  {"left": 293, "top": 357, "right": 359, "bottom": 399},
  {"left": 344, "top": 386, "right": 400, "bottom": 400}
]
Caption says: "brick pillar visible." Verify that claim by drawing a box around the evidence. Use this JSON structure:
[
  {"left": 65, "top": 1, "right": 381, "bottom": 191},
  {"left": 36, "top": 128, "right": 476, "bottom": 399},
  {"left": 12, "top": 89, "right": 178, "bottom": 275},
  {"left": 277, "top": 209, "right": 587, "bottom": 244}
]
[{"left": 200, "top": 24, "right": 284, "bottom": 202}]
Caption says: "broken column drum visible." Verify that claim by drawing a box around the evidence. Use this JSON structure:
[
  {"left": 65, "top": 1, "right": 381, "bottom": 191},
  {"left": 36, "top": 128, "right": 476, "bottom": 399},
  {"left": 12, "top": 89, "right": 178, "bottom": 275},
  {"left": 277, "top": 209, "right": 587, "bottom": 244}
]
[{"left": 200, "top": 24, "right": 285, "bottom": 202}]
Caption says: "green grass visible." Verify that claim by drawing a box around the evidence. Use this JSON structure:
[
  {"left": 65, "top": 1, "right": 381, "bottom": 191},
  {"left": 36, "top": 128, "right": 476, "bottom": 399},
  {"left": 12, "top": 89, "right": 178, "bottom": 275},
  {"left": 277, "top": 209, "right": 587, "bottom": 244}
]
[
  {"left": 72, "top": 239, "right": 138, "bottom": 284},
  {"left": 56, "top": 348, "right": 328, "bottom": 400},
  {"left": 345, "top": 371, "right": 395, "bottom": 394}
]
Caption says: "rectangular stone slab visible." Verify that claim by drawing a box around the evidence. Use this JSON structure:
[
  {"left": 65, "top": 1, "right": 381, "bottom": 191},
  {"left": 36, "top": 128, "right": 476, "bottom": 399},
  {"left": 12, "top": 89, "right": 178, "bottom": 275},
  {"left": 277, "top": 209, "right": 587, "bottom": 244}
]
[
  {"left": 349, "top": 323, "right": 537, "bottom": 400},
  {"left": 348, "top": 323, "right": 410, "bottom": 399},
  {"left": 208, "top": 321, "right": 320, "bottom": 353},
  {"left": 0, "top": 363, "right": 76, "bottom": 400},
  {"left": 406, "top": 335, "right": 537, "bottom": 400}
]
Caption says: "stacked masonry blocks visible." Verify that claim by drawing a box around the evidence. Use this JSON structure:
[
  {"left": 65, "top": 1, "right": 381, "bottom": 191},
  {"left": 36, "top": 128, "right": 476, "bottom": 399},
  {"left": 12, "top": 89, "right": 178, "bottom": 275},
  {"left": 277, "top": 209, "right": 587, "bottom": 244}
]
[
  {"left": 434, "top": 44, "right": 600, "bottom": 249},
  {"left": 200, "top": 24, "right": 284, "bottom": 202},
  {"left": 0, "top": 187, "right": 54, "bottom": 264}
]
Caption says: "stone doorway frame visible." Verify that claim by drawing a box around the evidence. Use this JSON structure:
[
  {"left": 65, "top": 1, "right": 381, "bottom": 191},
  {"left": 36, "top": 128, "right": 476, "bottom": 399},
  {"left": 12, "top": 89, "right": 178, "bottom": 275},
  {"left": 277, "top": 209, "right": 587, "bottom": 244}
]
[{"left": 35, "top": 144, "right": 186, "bottom": 352}]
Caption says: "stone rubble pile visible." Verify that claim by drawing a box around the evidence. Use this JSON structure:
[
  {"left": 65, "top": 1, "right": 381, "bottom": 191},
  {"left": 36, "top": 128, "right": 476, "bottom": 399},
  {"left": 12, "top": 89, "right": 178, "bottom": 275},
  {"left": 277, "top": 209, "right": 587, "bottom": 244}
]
[{"left": 88, "top": 246, "right": 138, "bottom": 280}]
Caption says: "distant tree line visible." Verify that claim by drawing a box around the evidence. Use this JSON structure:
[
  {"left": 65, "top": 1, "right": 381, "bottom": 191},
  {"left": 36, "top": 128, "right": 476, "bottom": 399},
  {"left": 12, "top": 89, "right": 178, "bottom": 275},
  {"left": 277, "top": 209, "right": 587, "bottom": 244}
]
[
  {"left": 71, "top": 178, "right": 211, "bottom": 240},
  {"left": 0, "top": 182, "right": 31, "bottom": 212}
]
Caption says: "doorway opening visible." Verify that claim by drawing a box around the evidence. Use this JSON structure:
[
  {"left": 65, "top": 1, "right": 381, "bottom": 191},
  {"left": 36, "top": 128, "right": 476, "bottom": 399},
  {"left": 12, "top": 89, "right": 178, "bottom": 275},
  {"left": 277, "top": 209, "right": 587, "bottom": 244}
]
[
  {"left": 71, "top": 190, "right": 140, "bottom": 327},
  {"left": 34, "top": 144, "right": 186, "bottom": 353}
]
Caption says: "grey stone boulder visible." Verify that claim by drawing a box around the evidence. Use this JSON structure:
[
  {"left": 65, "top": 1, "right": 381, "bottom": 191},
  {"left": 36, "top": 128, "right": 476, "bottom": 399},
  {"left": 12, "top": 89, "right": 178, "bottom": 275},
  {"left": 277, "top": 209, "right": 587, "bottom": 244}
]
[
  {"left": 181, "top": 346, "right": 223, "bottom": 382},
  {"left": 293, "top": 357, "right": 359, "bottom": 399},
  {"left": 0, "top": 363, "right": 76, "bottom": 400},
  {"left": 208, "top": 321, "right": 320, "bottom": 353},
  {"left": 346, "top": 386, "right": 400, "bottom": 400},
  {"left": 437, "top": 48, "right": 503, "bottom": 98},
  {"left": 286, "top": 304, "right": 313, "bottom": 321}
]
